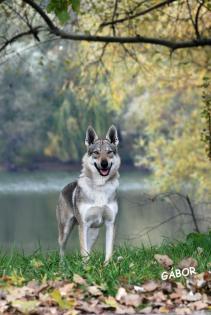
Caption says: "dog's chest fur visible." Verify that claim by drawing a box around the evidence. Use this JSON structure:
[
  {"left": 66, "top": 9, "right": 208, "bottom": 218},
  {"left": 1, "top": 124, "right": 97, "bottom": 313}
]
[{"left": 77, "top": 175, "right": 119, "bottom": 207}]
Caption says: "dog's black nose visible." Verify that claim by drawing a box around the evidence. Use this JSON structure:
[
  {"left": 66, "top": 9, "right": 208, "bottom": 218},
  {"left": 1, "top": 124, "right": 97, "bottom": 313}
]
[{"left": 101, "top": 159, "right": 108, "bottom": 169}]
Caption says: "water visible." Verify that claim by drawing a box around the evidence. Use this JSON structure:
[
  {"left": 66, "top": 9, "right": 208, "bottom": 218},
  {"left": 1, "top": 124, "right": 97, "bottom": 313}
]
[{"left": 0, "top": 171, "right": 210, "bottom": 252}]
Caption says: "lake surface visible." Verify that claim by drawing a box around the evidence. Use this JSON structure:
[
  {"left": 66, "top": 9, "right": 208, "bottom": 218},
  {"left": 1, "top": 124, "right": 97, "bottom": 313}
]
[{"left": 0, "top": 171, "right": 210, "bottom": 252}]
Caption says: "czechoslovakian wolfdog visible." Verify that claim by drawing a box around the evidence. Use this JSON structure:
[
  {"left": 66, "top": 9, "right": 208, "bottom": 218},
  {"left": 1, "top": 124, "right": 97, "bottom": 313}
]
[{"left": 56, "top": 125, "right": 120, "bottom": 263}]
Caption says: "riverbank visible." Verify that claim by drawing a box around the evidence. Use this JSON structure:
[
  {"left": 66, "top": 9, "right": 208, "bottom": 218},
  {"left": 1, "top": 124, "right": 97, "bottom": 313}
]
[
  {"left": 0, "top": 232, "right": 210, "bottom": 314},
  {"left": 0, "top": 158, "right": 141, "bottom": 172},
  {"left": 0, "top": 157, "right": 151, "bottom": 174}
]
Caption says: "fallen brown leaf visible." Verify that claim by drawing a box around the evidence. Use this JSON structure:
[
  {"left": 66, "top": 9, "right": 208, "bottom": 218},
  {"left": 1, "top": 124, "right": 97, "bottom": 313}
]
[
  {"left": 33, "top": 305, "right": 59, "bottom": 315},
  {"left": 59, "top": 283, "right": 75, "bottom": 297},
  {"left": 182, "top": 292, "right": 202, "bottom": 302},
  {"left": 186, "top": 272, "right": 206, "bottom": 291},
  {"left": 161, "top": 281, "right": 176, "bottom": 293},
  {"left": 116, "top": 304, "right": 135, "bottom": 314},
  {"left": 139, "top": 306, "right": 153, "bottom": 313},
  {"left": 11, "top": 299, "right": 40, "bottom": 313},
  {"left": 153, "top": 291, "right": 167, "bottom": 302},
  {"left": 142, "top": 280, "right": 158, "bottom": 292},
  {"left": 6, "top": 286, "right": 35, "bottom": 302},
  {"left": 77, "top": 300, "right": 102, "bottom": 314},
  {"left": 0, "top": 300, "right": 9, "bottom": 313},
  {"left": 170, "top": 292, "right": 182, "bottom": 300},
  {"left": 64, "top": 310, "right": 80, "bottom": 315},
  {"left": 189, "top": 300, "right": 208, "bottom": 311},
  {"left": 73, "top": 274, "right": 87, "bottom": 286},
  {"left": 116, "top": 287, "right": 127, "bottom": 301},
  {"left": 204, "top": 271, "right": 211, "bottom": 290},
  {"left": 178, "top": 257, "right": 198, "bottom": 269},
  {"left": 133, "top": 285, "right": 145, "bottom": 293},
  {"left": 122, "top": 293, "right": 142, "bottom": 307},
  {"left": 154, "top": 254, "right": 173, "bottom": 269},
  {"left": 175, "top": 307, "right": 191, "bottom": 314},
  {"left": 88, "top": 285, "right": 102, "bottom": 297}
]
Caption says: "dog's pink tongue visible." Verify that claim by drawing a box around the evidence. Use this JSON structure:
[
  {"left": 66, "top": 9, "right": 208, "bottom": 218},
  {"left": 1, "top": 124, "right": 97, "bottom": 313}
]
[{"left": 100, "top": 169, "right": 109, "bottom": 176}]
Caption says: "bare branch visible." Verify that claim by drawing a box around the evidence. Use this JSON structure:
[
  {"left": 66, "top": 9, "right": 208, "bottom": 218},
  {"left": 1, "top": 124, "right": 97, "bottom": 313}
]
[
  {"left": 195, "top": 0, "right": 204, "bottom": 38},
  {"left": 23, "top": 0, "right": 56, "bottom": 30},
  {"left": 0, "top": 26, "right": 42, "bottom": 53},
  {"left": 185, "top": 195, "right": 200, "bottom": 232},
  {"left": 1, "top": 0, "right": 210, "bottom": 54},
  {"left": 121, "top": 192, "right": 203, "bottom": 241},
  {"left": 100, "top": 0, "right": 177, "bottom": 28},
  {"left": 126, "top": 212, "right": 191, "bottom": 241},
  {"left": 186, "top": 0, "right": 196, "bottom": 32},
  {"left": 4, "top": 1, "right": 41, "bottom": 42},
  {"left": 186, "top": 0, "right": 204, "bottom": 39},
  {"left": 111, "top": 0, "right": 119, "bottom": 36},
  {"left": 22, "top": 0, "right": 211, "bottom": 50}
]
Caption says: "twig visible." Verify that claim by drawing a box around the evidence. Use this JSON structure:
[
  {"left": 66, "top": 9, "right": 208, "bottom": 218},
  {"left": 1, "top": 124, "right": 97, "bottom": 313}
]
[
  {"left": 195, "top": 0, "right": 204, "bottom": 39},
  {"left": 100, "top": 0, "right": 177, "bottom": 28},
  {"left": 1, "top": 0, "right": 211, "bottom": 53},
  {"left": 125, "top": 212, "right": 192, "bottom": 241},
  {"left": 185, "top": 195, "right": 200, "bottom": 232},
  {"left": 0, "top": 26, "right": 42, "bottom": 53},
  {"left": 122, "top": 191, "right": 201, "bottom": 237},
  {"left": 111, "top": 0, "right": 119, "bottom": 36},
  {"left": 186, "top": 0, "right": 204, "bottom": 39}
]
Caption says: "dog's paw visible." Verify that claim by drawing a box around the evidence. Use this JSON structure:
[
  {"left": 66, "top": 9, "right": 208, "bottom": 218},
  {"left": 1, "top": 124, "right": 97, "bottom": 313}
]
[
  {"left": 82, "top": 255, "right": 90, "bottom": 265},
  {"left": 104, "top": 259, "right": 110, "bottom": 266},
  {"left": 59, "top": 256, "right": 68, "bottom": 271}
]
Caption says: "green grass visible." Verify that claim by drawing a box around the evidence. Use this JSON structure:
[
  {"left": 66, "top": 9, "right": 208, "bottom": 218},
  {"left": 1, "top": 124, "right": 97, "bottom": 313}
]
[{"left": 0, "top": 232, "right": 211, "bottom": 295}]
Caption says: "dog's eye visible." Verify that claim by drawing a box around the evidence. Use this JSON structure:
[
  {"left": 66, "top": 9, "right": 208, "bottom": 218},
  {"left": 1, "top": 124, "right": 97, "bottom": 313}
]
[
  {"left": 108, "top": 151, "right": 113, "bottom": 154},
  {"left": 93, "top": 151, "right": 99, "bottom": 155}
]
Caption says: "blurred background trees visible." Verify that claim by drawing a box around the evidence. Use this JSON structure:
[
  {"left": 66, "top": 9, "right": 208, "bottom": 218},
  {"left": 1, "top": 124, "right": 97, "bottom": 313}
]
[{"left": 0, "top": 0, "right": 210, "bottom": 199}]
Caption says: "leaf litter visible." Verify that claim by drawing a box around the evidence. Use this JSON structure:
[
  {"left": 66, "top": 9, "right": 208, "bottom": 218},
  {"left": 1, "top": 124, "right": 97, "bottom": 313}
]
[{"left": 0, "top": 256, "right": 210, "bottom": 314}]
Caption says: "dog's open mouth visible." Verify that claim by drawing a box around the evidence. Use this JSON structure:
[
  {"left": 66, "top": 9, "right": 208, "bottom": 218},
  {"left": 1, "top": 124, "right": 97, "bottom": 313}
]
[{"left": 94, "top": 163, "right": 112, "bottom": 176}]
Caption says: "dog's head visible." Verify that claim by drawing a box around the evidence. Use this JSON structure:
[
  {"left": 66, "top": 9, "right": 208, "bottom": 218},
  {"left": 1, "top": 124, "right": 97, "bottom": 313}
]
[{"left": 84, "top": 125, "right": 120, "bottom": 177}]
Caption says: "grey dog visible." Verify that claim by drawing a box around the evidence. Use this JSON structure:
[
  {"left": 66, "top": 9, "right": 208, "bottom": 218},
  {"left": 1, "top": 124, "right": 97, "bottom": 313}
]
[{"left": 56, "top": 125, "right": 121, "bottom": 263}]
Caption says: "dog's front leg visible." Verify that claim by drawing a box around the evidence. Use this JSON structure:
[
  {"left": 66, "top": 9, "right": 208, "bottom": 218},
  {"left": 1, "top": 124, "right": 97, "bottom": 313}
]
[
  {"left": 78, "top": 224, "right": 89, "bottom": 259},
  {"left": 104, "top": 222, "right": 115, "bottom": 264}
]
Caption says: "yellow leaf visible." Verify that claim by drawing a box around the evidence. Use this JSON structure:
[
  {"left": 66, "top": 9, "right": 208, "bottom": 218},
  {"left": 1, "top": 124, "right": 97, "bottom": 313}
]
[
  {"left": 104, "top": 296, "right": 118, "bottom": 309},
  {"left": 30, "top": 259, "right": 44, "bottom": 269},
  {"left": 51, "top": 289, "right": 75, "bottom": 310},
  {"left": 10, "top": 270, "right": 25, "bottom": 286},
  {"left": 159, "top": 306, "right": 169, "bottom": 313}
]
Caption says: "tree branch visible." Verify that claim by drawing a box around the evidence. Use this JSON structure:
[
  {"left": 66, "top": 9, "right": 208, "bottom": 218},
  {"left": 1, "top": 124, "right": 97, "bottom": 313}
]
[
  {"left": 49, "top": 32, "right": 211, "bottom": 50},
  {"left": 22, "top": 0, "right": 211, "bottom": 50},
  {"left": 195, "top": 0, "right": 204, "bottom": 39},
  {"left": 0, "top": 26, "right": 42, "bottom": 53},
  {"left": 1, "top": 0, "right": 210, "bottom": 53},
  {"left": 186, "top": 0, "right": 204, "bottom": 39},
  {"left": 100, "top": 0, "right": 177, "bottom": 28},
  {"left": 123, "top": 191, "right": 201, "bottom": 241},
  {"left": 186, "top": 195, "right": 200, "bottom": 232},
  {"left": 125, "top": 212, "right": 192, "bottom": 241},
  {"left": 23, "top": 0, "right": 57, "bottom": 31},
  {"left": 111, "top": 0, "right": 119, "bottom": 36}
]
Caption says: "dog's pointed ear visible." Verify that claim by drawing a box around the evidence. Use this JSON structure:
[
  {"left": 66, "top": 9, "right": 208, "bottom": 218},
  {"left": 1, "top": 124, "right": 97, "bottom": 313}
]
[
  {"left": 106, "top": 125, "right": 119, "bottom": 146},
  {"left": 85, "top": 126, "right": 98, "bottom": 146}
]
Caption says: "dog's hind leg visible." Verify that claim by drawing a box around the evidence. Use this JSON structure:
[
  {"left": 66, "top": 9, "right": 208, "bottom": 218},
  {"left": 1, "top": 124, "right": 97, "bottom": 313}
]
[
  {"left": 87, "top": 228, "right": 100, "bottom": 253},
  {"left": 58, "top": 215, "right": 76, "bottom": 258},
  {"left": 57, "top": 195, "right": 76, "bottom": 258}
]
